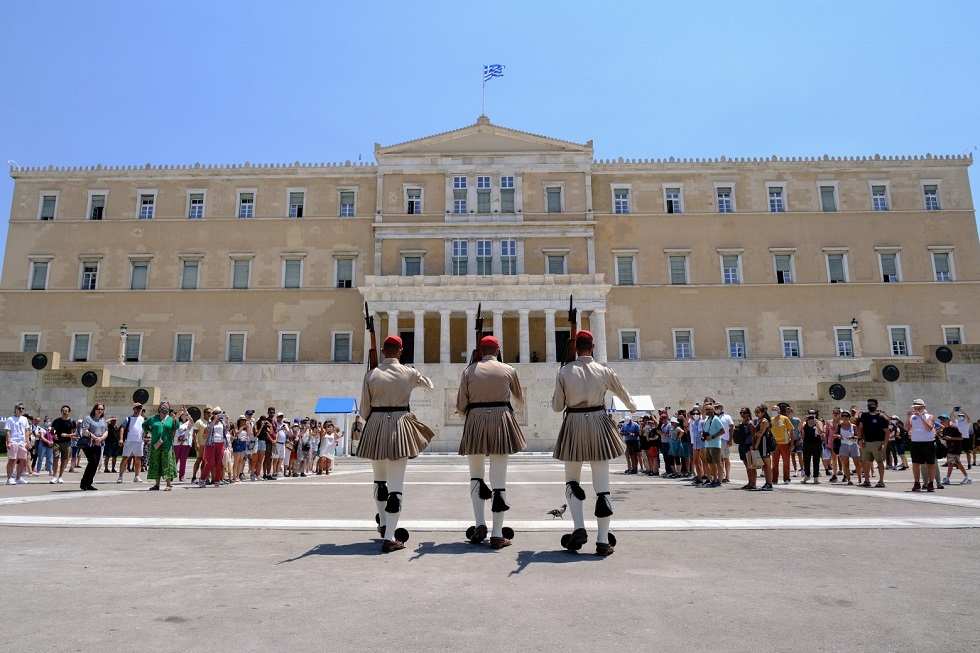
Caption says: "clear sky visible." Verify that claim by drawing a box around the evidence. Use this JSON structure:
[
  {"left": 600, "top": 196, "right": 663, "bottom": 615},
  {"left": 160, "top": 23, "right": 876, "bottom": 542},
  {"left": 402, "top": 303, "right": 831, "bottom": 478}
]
[{"left": 2, "top": 0, "right": 978, "bottom": 273}]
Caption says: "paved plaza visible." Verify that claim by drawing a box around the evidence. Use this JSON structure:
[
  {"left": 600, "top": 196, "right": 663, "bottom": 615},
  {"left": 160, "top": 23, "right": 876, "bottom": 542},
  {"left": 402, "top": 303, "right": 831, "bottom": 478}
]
[{"left": 2, "top": 455, "right": 978, "bottom": 652}]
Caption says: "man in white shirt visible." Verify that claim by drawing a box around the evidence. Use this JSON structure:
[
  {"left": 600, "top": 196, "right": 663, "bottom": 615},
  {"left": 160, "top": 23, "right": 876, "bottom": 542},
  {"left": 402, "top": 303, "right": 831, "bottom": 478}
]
[
  {"left": 272, "top": 412, "right": 288, "bottom": 478},
  {"left": 117, "top": 403, "right": 145, "bottom": 483},
  {"left": 715, "top": 403, "right": 735, "bottom": 483},
  {"left": 5, "top": 402, "right": 31, "bottom": 484},
  {"left": 953, "top": 406, "right": 974, "bottom": 468}
]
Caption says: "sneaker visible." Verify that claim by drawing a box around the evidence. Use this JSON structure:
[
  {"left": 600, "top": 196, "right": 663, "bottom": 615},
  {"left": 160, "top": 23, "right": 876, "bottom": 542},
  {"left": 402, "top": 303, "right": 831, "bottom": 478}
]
[
  {"left": 761, "top": 484, "right": 773, "bottom": 491},
  {"left": 813, "top": 478, "right": 820, "bottom": 484},
  {"left": 5, "top": 478, "right": 15, "bottom": 485},
  {"left": 935, "top": 483, "right": 944, "bottom": 490},
  {"left": 962, "top": 477, "right": 973, "bottom": 485},
  {"left": 15, "top": 478, "right": 28, "bottom": 484},
  {"left": 782, "top": 479, "right": 791, "bottom": 484},
  {"left": 116, "top": 477, "right": 123, "bottom": 484},
  {"left": 133, "top": 477, "right": 143, "bottom": 483},
  {"left": 830, "top": 475, "right": 838, "bottom": 483},
  {"left": 941, "top": 477, "right": 951, "bottom": 485},
  {"left": 801, "top": 476, "right": 810, "bottom": 484},
  {"left": 57, "top": 477, "right": 64, "bottom": 484}
]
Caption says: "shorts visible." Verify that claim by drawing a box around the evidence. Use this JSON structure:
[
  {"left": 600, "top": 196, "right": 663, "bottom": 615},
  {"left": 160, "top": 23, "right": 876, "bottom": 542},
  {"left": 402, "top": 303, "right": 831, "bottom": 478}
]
[
  {"left": 232, "top": 440, "right": 248, "bottom": 453},
  {"left": 647, "top": 445, "right": 659, "bottom": 458},
  {"left": 122, "top": 440, "right": 144, "bottom": 458},
  {"left": 54, "top": 440, "right": 71, "bottom": 458},
  {"left": 625, "top": 440, "right": 640, "bottom": 455},
  {"left": 838, "top": 441, "right": 860, "bottom": 458},
  {"left": 720, "top": 441, "right": 730, "bottom": 458},
  {"left": 705, "top": 447, "right": 722, "bottom": 464},
  {"left": 6, "top": 443, "right": 28, "bottom": 460},
  {"left": 861, "top": 442, "right": 886, "bottom": 463},
  {"left": 910, "top": 441, "right": 937, "bottom": 466},
  {"left": 256, "top": 440, "right": 267, "bottom": 452},
  {"left": 272, "top": 443, "right": 285, "bottom": 459},
  {"left": 793, "top": 442, "right": 803, "bottom": 453},
  {"left": 946, "top": 452, "right": 961, "bottom": 465},
  {"left": 833, "top": 439, "right": 842, "bottom": 455}
]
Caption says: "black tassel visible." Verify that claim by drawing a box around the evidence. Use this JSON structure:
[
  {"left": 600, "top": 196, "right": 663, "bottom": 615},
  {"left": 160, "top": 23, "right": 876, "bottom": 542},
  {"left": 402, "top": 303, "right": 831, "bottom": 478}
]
[
  {"left": 595, "top": 492, "right": 613, "bottom": 518},
  {"left": 373, "top": 481, "right": 389, "bottom": 502},
  {"left": 565, "top": 481, "right": 586, "bottom": 501},
  {"left": 471, "top": 478, "right": 492, "bottom": 500},
  {"left": 491, "top": 489, "right": 510, "bottom": 513},
  {"left": 385, "top": 491, "right": 402, "bottom": 514}
]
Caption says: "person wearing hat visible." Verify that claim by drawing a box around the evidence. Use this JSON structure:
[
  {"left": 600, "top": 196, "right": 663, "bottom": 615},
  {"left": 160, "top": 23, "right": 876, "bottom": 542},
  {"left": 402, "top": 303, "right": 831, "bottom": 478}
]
[
  {"left": 358, "top": 335, "right": 435, "bottom": 553},
  {"left": 199, "top": 407, "right": 228, "bottom": 488},
  {"left": 456, "top": 334, "right": 526, "bottom": 550},
  {"left": 906, "top": 399, "right": 938, "bottom": 492},
  {"left": 5, "top": 403, "right": 31, "bottom": 484},
  {"left": 552, "top": 330, "right": 636, "bottom": 556}
]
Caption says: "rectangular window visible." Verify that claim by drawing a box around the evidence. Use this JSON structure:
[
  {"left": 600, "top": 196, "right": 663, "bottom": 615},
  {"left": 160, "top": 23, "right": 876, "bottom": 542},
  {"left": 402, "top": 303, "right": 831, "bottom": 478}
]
[
  {"left": 71, "top": 334, "right": 90, "bottom": 362},
  {"left": 125, "top": 333, "right": 142, "bottom": 362},
  {"left": 615, "top": 255, "right": 635, "bottom": 286},
  {"left": 827, "top": 253, "right": 847, "bottom": 283},
  {"left": 453, "top": 188, "right": 467, "bottom": 214},
  {"left": 476, "top": 240, "right": 493, "bottom": 275},
  {"left": 81, "top": 262, "right": 99, "bottom": 290},
  {"left": 181, "top": 260, "right": 199, "bottom": 290},
  {"left": 781, "top": 328, "right": 801, "bottom": 358},
  {"left": 820, "top": 185, "right": 837, "bottom": 212},
  {"left": 546, "top": 187, "right": 562, "bottom": 213},
  {"left": 722, "top": 255, "right": 740, "bottom": 285},
  {"left": 835, "top": 328, "right": 854, "bottom": 358},
  {"left": 668, "top": 255, "right": 688, "bottom": 285},
  {"left": 728, "top": 329, "right": 746, "bottom": 359},
  {"left": 332, "top": 333, "right": 352, "bottom": 362},
  {"left": 620, "top": 330, "right": 638, "bottom": 360},
  {"left": 546, "top": 254, "right": 566, "bottom": 275},
  {"left": 30, "top": 261, "right": 49, "bottom": 290},
  {"left": 188, "top": 193, "right": 204, "bottom": 219},
  {"left": 476, "top": 176, "right": 491, "bottom": 213},
  {"left": 775, "top": 254, "right": 794, "bottom": 284},
  {"left": 665, "top": 187, "right": 681, "bottom": 214},
  {"left": 716, "top": 187, "right": 733, "bottom": 213},
  {"left": 406, "top": 188, "right": 421, "bottom": 215},
  {"left": 336, "top": 258, "right": 354, "bottom": 288},
  {"left": 288, "top": 191, "right": 305, "bottom": 218},
  {"left": 340, "top": 191, "right": 355, "bottom": 217},
  {"left": 90, "top": 194, "right": 105, "bottom": 220},
  {"left": 451, "top": 240, "right": 468, "bottom": 275},
  {"left": 614, "top": 188, "right": 630, "bottom": 214},
  {"left": 933, "top": 252, "right": 952, "bottom": 281},
  {"left": 232, "top": 260, "right": 250, "bottom": 289},
  {"left": 283, "top": 259, "right": 302, "bottom": 289},
  {"left": 879, "top": 252, "right": 899, "bottom": 282},
  {"left": 130, "top": 261, "right": 149, "bottom": 290},
  {"left": 500, "top": 240, "right": 517, "bottom": 275},
  {"left": 872, "top": 185, "right": 888, "bottom": 211},
  {"left": 768, "top": 187, "right": 785, "bottom": 213},
  {"left": 944, "top": 326, "right": 962, "bottom": 346},
  {"left": 500, "top": 176, "right": 515, "bottom": 213},
  {"left": 175, "top": 333, "right": 194, "bottom": 362},
  {"left": 453, "top": 176, "right": 467, "bottom": 189},
  {"left": 673, "top": 329, "right": 693, "bottom": 359},
  {"left": 890, "top": 327, "right": 910, "bottom": 356},
  {"left": 239, "top": 192, "right": 254, "bottom": 219},
  {"left": 923, "top": 184, "right": 940, "bottom": 211},
  {"left": 40, "top": 195, "right": 57, "bottom": 220},
  {"left": 279, "top": 333, "right": 299, "bottom": 363},
  {"left": 22, "top": 333, "right": 40, "bottom": 353},
  {"left": 226, "top": 333, "right": 246, "bottom": 363},
  {"left": 404, "top": 256, "right": 422, "bottom": 276},
  {"left": 139, "top": 194, "right": 155, "bottom": 219}
]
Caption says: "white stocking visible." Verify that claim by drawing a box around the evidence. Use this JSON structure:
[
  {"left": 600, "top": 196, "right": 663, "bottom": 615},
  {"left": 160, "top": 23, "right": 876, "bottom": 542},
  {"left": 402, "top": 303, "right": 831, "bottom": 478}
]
[
  {"left": 384, "top": 458, "right": 408, "bottom": 542},
  {"left": 467, "top": 455, "right": 487, "bottom": 526},
  {"left": 592, "top": 460, "right": 612, "bottom": 545},
  {"left": 489, "top": 454, "right": 509, "bottom": 538},
  {"left": 371, "top": 459, "right": 389, "bottom": 533},
  {"left": 564, "top": 461, "right": 585, "bottom": 530}
]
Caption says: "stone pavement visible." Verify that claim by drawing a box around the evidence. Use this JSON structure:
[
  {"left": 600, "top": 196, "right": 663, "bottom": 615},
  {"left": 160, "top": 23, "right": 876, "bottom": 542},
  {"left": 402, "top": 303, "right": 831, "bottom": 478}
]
[{"left": 2, "top": 455, "right": 978, "bottom": 653}]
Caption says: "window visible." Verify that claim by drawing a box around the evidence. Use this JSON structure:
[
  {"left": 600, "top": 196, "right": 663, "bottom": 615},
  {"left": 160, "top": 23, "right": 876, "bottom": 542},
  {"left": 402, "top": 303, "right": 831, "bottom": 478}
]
[
  {"left": 332, "top": 332, "right": 352, "bottom": 362},
  {"left": 283, "top": 259, "right": 303, "bottom": 289},
  {"left": 932, "top": 251, "right": 952, "bottom": 281},
  {"left": 619, "top": 330, "right": 639, "bottom": 360},
  {"left": 130, "top": 261, "right": 149, "bottom": 290},
  {"left": 476, "top": 240, "right": 493, "bottom": 275},
  {"left": 232, "top": 259, "right": 251, "bottom": 289},
  {"left": 727, "top": 329, "right": 746, "bottom": 359},
  {"left": 71, "top": 334, "right": 91, "bottom": 362},
  {"left": 923, "top": 184, "right": 940, "bottom": 211},
  {"left": 181, "top": 259, "right": 199, "bottom": 290},
  {"left": 878, "top": 252, "right": 900, "bottom": 283},
  {"left": 476, "top": 176, "right": 491, "bottom": 213},
  {"left": 451, "top": 240, "right": 468, "bottom": 275},
  {"left": 774, "top": 254, "right": 794, "bottom": 284},
  {"left": 664, "top": 187, "right": 682, "bottom": 214},
  {"left": 89, "top": 194, "right": 106, "bottom": 220},
  {"left": 668, "top": 255, "right": 688, "bottom": 285},
  {"left": 174, "top": 333, "right": 194, "bottom": 362},
  {"left": 80, "top": 261, "right": 99, "bottom": 290},
  {"left": 39, "top": 194, "right": 57, "bottom": 220},
  {"left": 826, "top": 252, "right": 847, "bottom": 283},
  {"left": 768, "top": 185, "right": 785, "bottom": 213},
  {"left": 188, "top": 192, "right": 205, "bottom": 219},
  {"left": 716, "top": 186, "right": 734, "bottom": 213},
  {"left": 238, "top": 192, "right": 254, "bottom": 219},
  {"left": 673, "top": 329, "right": 693, "bottom": 359},
  {"left": 889, "top": 326, "right": 910, "bottom": 357},
  {"left": 546, "top": 254, "right": 566, "bottom": 275},
  {"left": 403, "top": 255, "right": 422, "bottom": 276},
  {"left": 546, "top": 187, "right": 562, "bottom": 213},
  {"left": 406, "top": 188, "right": 421, "bottom": 215},
  {"left": 226, "top": 333, "right": 247, "bottom": 362},
  {"left": 125, "top": 333, "right": 142, "bottom": 362},
  {"left": 721, "top": 254, "right": 741, "bottom": 285},
  {"left": 21, "top": 333, "right": 40, "bottom": 353},
  {"left": 453, "top": 176, "right": 467, "bottom": 214},
  {"left": 835, "top": 328, "right": 854, "bottom": 358},
  {"left": 944, "top": 326, "right": 963, "bottom": 346},
  {"left": 500, "top": 176, "right": 515, "bottom": 213},
  {"left": 29, "top": 260, "right": 49, "bottom": 290},
  {"left": 288, "top": 191, "right": 305, "bottom": 218},
  {"left": 781, "top": 328, "right": 802, "bottom": 358},
  {"left": 138, "top": 193, "right": 155, "bottom": 219},
  {"left": 339, "top": 190, "right": 355, "bottom": 217},
  {"left": 819, "top": 184, "right": 838, "bottom": 212},
  {"left": 500, "top": 240, "right": 517, "bottom": 275},
  {"left": 279, "top": 333, "right": 299, "bottom": 363},
  {"left": 614, "top": 188, "right": 630, "bottom": 214},
  {"left": 336, "top": 258, "right": 354, "bottom": 288},
  {"left": 615, "top": 255, "right": 635, "bottom": 286},
  {"left": 871, "top": 185, "right": 889, "bottom": 211}
]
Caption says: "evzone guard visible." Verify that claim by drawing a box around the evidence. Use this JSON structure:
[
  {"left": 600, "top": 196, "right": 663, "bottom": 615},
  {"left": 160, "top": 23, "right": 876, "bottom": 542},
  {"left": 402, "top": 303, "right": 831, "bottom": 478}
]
[{"left": 456, "top": 335, "right": 526, "bottom": 549}]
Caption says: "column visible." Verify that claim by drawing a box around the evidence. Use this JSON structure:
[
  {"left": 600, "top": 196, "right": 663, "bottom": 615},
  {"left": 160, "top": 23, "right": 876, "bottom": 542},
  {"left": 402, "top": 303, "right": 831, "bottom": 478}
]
[
  {"left": 518, "top": 309, "right": 530, "bottom": 364},
  {"left": 387, "top": 309, "right": 400, "bottom": 337},
  {"left": 440, "top": 310, "right": 451, "bottom": 363},
  {"left": 492, "top": 309, "right": 504, "bottom": 352},
  {"left": 587, "top": 236, "right": 596, "bottom": 274},
  {"left": 413, "top": 309, "right": 426, "bottom": 365},
  {"left": 544, "top": 308, "right": 557, "bottom": 363},
  {"left": 591, "top": 307, "right": 607, "bottom": 363}
]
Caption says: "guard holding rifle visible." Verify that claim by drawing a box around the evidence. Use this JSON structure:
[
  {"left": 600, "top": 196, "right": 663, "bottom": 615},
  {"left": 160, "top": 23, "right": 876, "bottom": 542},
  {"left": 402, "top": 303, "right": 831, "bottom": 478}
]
[
  {"left": 357, "top": 304, "right": 435, "bottom": 553},
  {"left": 552, "top": 297, "right": 636, "bottom": 556}
]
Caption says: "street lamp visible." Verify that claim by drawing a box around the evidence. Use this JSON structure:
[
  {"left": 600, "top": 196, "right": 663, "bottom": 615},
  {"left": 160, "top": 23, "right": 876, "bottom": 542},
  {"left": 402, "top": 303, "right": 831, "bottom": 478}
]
[
  {"left": 850, "top": 318, "right": 859, "bottom": 331},
  {"left": 118, "top": 323, "right": 128, "bottom": 365}
]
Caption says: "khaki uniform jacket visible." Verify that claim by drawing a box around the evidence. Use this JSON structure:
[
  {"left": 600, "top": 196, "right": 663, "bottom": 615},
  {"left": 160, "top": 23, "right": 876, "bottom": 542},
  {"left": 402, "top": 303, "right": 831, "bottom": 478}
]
[
  {"left": 456, "top": 356, "right": 524, "bottom": 414},
  {"left": 361, "top": 358, "right": 433, "bottom": 422},
  {"left": 552, "top": 356, "right": 636, "bottom": 413}
]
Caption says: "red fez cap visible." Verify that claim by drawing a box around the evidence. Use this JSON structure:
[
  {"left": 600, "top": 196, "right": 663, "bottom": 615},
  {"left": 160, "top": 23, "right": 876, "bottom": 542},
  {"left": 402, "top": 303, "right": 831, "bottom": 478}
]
[
  {"left": 480, "top": 335, "right": 500, "bottom": 348},
  {"left": 576, "top": 330, "right": 594, "bottom": 340},
  {"left": 383, "top": 335, "right": 402, "bottom": 348}
]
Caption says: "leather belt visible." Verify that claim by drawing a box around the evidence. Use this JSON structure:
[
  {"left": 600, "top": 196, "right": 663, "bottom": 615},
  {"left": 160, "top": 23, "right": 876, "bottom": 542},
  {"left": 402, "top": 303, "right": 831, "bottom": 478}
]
[
  {"left": 565, "top": 406, "right": 605, "bottom": 413},
  {"left": 371, "top": 406, "right": 410, "bottom": 412},
  {"left": 466, "top": 401, "right": 513, "bottom": 412}
]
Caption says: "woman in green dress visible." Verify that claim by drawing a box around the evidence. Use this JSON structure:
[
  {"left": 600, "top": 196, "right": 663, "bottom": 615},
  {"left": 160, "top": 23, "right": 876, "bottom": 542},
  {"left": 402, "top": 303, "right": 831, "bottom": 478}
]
[{"left": 145, "top": 402, "right": 179, "bottom": 491}]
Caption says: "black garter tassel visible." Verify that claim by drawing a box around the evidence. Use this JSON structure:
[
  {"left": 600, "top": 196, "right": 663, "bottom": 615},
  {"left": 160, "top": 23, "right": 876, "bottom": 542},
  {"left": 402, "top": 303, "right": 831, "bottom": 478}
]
[
  {"left": 565, "top": 481, "right": 586, "bottom": 501},
  {"left": 595, "top": 492, "right": 613, "bottom": 518},
  {"left": 385, "top": 491, "right": 402, "bottom": 514},
  {"left": 373, "top": 481, "right": 389, "bottom": 501},
  {"left": 491, "top": 488, "right": 510, "bottom": 513},
  {"left": 471, "top": 478, "right": 492, "bottom": 500}
]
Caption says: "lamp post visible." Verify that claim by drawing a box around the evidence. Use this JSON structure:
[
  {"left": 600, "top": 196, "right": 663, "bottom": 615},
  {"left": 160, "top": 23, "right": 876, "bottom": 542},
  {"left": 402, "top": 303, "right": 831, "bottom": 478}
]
[
  {"left": 850, "top": 318, "right": 862, "bottom": 358},
  {"left": 118, "top": 323, "right": 128, "bottom": 365}
]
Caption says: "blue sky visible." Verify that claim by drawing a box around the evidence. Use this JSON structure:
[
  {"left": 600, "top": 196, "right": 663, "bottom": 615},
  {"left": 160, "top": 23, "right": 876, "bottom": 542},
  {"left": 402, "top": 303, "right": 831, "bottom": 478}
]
[{"left": 2, "top": 0, "right": 978, "bottom": 273}]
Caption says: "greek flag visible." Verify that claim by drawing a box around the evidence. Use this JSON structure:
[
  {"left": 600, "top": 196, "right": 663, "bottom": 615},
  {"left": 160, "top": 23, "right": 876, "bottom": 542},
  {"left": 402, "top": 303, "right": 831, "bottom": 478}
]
[{"left": 483, "top": 64, "right": 504, "bottom": 82}]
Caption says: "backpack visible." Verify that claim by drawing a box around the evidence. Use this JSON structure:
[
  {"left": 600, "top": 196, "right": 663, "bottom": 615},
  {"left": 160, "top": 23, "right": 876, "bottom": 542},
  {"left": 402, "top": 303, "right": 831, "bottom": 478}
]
[{"left": 733, "top": 422, "right": 749, "bottom": 445}]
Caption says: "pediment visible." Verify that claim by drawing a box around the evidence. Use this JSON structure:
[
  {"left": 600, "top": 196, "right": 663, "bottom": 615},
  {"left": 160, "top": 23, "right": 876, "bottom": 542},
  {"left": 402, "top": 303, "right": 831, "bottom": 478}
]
[{"left": 375, "top": 117, "right": 593, "bottom": 158}]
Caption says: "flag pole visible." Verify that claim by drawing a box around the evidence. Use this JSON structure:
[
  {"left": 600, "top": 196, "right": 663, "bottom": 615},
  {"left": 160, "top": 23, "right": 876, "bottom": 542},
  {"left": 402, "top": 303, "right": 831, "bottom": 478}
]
[{"left": 482, "top": 77, "right": 486, "bottom": 116}]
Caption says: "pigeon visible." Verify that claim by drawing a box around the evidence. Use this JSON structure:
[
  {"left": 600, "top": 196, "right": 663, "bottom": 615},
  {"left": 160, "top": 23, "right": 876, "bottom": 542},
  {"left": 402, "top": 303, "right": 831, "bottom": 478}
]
[{"left": 547, "top": 504, "right": 567, "bottom": 519}]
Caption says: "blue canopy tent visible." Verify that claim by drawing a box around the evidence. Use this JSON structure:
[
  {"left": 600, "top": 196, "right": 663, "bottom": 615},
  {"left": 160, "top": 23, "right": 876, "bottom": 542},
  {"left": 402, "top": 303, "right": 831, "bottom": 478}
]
[{"left": 314, "top": 397, "right": 359, "bottom": 456}]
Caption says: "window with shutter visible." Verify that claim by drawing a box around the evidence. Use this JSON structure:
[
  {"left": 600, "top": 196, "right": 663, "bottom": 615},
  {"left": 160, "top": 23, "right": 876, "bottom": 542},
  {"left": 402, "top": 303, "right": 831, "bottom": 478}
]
[
  {"left": 546, "top": 187, "right": 562, "bottom": 213},
  {"left": 131, "top": 262, "right": 149, "bottom": 290},
  {"left": 280, "top": 334, "right": 298, "bottom": 363},
  {"left": 782, "top": 329, "right": 801, "bottom": 358},
  {"left": 336, "top": 258, "right": 354, "bottom": 288},
  {"left": 125, "top": 334, "right": 142, "bottom": 362},
  {"left": 872, "top": 185, "right": 888, "bottom": 211},
  {"left": 827, "top": 254, "right": 846, "bottom": 283},
  {"left": 933, "top": 252, "right": 951, "bottom": 281},
  {"left": 620, "top": 331, "right": 638, "bottom": 360},
  {"left": 81, "top": 263, "right": 99, "bottom": 290},
  {"left": 728, "top": 330, "right": 746, "bottom": 358},
  {"left": 239, "top": 193, "right": 254, "bottom": 218},
  {"left": 820, "top": 186, "right": 837, "bottom": 212},
  {"left": 674, "top": 330, "right": 693, "bottom": 359},
  {"left": 669, "top": 256, "right": 687, "bottom": 285},
  {"left": 40, "top": 195, "right": 57, "bottom": 220},
  {"left": 775, "top": 255, "right": 794, "bottom": 284},
  {"left": 139, "top": 194, "right": 155, "bottom": 219},
  {"left": 333, "top": 333, "right": 351, "bottom": 362},
  {"left": 944, "top": 327, "right": 962, "bottom": 345},
  {"left": 616, "top": 256, "right": 634, "bottom": 285},
  {"left": 404, "top": 256, "right": 422, "bottom": 276},
  {"left": 716, "top": 187, "right": 733, "bottom": 213},
  {"left": 90, "top": 195, "right": 105, "bottom": 220},
  {"left": 451, "top": 240, "right": 467, "bottom": 275},
  {"left": 500, "top": 240, "right": 517, "bottom": 275},
  {"left": 547, "top": 255, "right": 565, "bottom": 275},
  {"left": 890, "top": 328, "right": 909, "bottom": 356},
  {"left": 880, "top": 253, "right": 898, "bottom": 282},
  {"left": 835, "top": 328, "right": 854, "bottom": 357},
  {"left": 476, "top": 240, "right": 492, "bottom": 275},
  {"left": 283, "top": 260, "right": 302, "bottom": 288},
  {"left": 22, "top": 334, "right": 40, "bottom": 353},
  {"left": 406, "top": 189, "right": 421, "bottom": 215},
  {"left": 232, "top": 260, "right": 250, "bottom": 289},
  {"left": 181, "top": 261, "right": 199, "bottom": 289},
  {"left": 340, "top": 191, "right": 355, "bottom": 217},
  {"left": 30, "top": 261, "right": 48, "bottom": 290},
  {"left": 722, "top": 255, "right": 740, "bottom": 284},
  {"left": 175, "top": 334, "right": 193, "bottom": 362},
  {"left": 188, "top": 193, "right": 204, "bottom": 219},
  {"left": 768, "top": 187, "right": 784, "bottom": 213},
  {"left": 665, "top": 188, "right": 681, "bottom": 214},
  {"left": 923, "top": 185, "right": 940, "bottom": 210},
  {"left": 72, "top": 334, "right": 90, "bottom": 362},
  {"left": 227, "top": 333, "right": 246, "bottom": 362},
  {"left": 289, "top": 192, "right": 305, "bottom": 218}
]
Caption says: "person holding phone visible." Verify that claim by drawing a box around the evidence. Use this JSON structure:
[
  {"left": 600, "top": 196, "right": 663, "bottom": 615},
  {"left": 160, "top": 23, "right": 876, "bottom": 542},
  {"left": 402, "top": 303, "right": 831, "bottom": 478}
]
[
  {"left": 906, "top": 399, "right": 937, "bottom": 492},
  {"left": 199, "top": 407, "right": 227, "bottom": 488}
]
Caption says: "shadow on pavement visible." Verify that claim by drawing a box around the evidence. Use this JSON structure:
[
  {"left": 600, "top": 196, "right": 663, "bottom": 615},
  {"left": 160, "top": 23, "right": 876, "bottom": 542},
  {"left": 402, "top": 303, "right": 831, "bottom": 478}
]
[
  {"left": 509, "top": 548, "right": 603, "bottom": 575},
  {"left": 408, "top": 540, "right": 492, "bottom": 560},
  {"left": 278, "top": 541, "right": 381, "bottom": 562}
]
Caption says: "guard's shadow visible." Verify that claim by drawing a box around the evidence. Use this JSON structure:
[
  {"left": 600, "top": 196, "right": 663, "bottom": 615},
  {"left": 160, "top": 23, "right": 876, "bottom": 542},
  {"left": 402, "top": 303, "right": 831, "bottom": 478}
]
[
  {"left": 408, "top": 540, "right": 492, "bottom": 560},
  {"left": 278, "top": 541, "right": 383, "bottom": 563},
  {"left": 509, "top": 549, "right": 604, "bottom": 576}
]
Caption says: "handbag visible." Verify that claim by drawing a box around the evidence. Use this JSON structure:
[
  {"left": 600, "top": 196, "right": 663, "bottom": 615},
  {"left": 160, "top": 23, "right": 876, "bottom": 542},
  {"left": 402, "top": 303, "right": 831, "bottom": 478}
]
[
  {"left": 747, "top": 450, "right": 764, "bottom": 470},
  {"left": 821, "top": 448, "right": 831, "bottom": 460},
  {"left": 935, "top": 436, "right": 948, "bottom": 459}
]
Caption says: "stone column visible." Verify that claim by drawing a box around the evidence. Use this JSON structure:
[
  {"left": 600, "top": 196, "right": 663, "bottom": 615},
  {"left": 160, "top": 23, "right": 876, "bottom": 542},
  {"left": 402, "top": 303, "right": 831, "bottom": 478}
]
[
  {"left": 413, "top": 309, "right": 425, "bottom": 365},
  {"left": 492, "top": 309, "right": 504, "bottom": 351},
  {"left": 544, "top": 308, "right": 557, "bottom": 363},
  {"left": 518, "top": 308, "right": 530, "bottom": 364},
  {"left": 591, "top": 307, "right": 607, "bottom": 362},
  {"left": 387, "top": 309, "right": 400, "bottom": 337},
  {"left": 465, "top": 309, "right": 477, "bottom": 359},
  {"left": 440, "top": 310, "right": 451, "bottom": 364}
]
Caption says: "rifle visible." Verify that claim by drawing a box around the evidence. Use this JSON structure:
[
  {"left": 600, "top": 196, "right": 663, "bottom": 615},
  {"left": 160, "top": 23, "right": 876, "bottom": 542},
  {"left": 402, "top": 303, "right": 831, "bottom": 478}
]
[
  {"left": 561, "top": 295, "right": 578, "bottom": 367},
  {"left": 469, "top": 302, "right": 484, "bottom": 364},
  {"left": 365, "top": 302, "right": 378, "bottom": 370}
]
